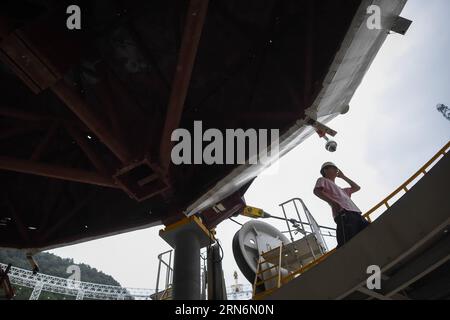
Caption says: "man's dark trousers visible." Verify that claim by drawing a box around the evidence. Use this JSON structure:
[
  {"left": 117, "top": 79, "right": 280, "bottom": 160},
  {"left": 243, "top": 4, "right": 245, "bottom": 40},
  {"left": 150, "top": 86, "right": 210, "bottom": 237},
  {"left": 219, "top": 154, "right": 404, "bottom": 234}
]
[{"left": 334, "top": 210, "right": 370, "bottom": 248}]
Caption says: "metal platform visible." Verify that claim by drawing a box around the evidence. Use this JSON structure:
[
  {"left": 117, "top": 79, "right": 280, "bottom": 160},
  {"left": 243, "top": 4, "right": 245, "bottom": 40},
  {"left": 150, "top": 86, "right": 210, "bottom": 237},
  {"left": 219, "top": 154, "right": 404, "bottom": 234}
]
[
  {"left": 262, "top": 145, "right": 450, "bottom": 300},
  {"left": 262, "top": 234, "right": 324, "bottom": 272}
]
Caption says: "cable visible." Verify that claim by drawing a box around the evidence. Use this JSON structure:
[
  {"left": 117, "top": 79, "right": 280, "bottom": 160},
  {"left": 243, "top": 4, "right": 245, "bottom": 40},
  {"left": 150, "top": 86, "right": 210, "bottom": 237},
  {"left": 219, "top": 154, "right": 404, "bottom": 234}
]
[
  {"left": 266, "top": 213, "right": 336, "bottom": 232},
  {"left": 205, "top": 229, "right": 223, "bottom": 263},
  {"left": 200, "top": 249, "right": 208, "bottom": 262},
  {"left": 229, "top": 217, "right": 243, "bottom": 226},
  {"left": 206, "top": 237, "right": 224, "bottom": 263},
  {"left": 215, "top": 238, "right": 224, "bottom": 263}
]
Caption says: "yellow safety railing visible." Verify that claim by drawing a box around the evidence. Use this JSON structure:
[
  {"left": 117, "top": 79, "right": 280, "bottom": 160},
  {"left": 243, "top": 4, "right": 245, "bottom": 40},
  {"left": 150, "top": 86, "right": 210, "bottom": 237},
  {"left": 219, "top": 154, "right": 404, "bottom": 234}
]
[
  {"left": 363, "top": 141, "right": 450, "bottom": 222},
  {"left": 253, "top": 141, "right": 450, "bottom": 300},
  {"left": 252, "top": 246, "right": 283, "bottom": 297},
  {"left": 253, "top": 246, "right": 337, "bottom": 300}
]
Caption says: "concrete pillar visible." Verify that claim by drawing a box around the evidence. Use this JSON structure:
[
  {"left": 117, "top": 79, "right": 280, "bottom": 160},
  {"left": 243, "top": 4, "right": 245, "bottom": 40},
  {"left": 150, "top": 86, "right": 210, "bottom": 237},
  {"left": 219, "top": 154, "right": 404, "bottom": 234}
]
[{"left": 173, "top": 231, "right": 201, "bottom": 300}]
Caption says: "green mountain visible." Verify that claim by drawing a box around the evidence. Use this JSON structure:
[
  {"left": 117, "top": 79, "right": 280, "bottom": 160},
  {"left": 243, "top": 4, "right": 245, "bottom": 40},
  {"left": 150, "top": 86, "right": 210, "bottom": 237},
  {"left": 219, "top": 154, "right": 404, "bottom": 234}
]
[{"left": 0, "top": 249, "right": 123, "bottom": 300}]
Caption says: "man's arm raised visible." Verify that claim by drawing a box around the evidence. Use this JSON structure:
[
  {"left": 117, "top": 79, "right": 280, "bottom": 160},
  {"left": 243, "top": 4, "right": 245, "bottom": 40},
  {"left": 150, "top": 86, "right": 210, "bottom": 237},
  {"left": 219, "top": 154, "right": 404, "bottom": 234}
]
[{"left": 337, "top": 170, "right": 361, "bottom": 193}]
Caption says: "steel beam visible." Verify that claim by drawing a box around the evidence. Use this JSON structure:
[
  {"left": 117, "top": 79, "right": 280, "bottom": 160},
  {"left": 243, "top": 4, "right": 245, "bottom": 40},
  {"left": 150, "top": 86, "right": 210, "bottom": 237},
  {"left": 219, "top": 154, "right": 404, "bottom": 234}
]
[
  {"left": 65, "top": 125, "right": 112, "bottom": 177},
  {"left": 382, "top": 235, "right": 450, "bottom": 298},
  {"left": 5, "top": 199, "right": 30, "bottom": 243},
  {"left": 0, "top": 106, "right": 90, "bottom": 132},
  {"left": 357, "top": 287, "right": 392, "bottom": 300},
  {"left": 0, "top": 124, "right": 43, "bottom": 140},
  {"left": 0, "top": 156, "right": 119, "bottom": 188},
  {"left": 31, "top": 123, "right": 58, "bottom": 161},
  {"left": 39, "top": 192, "right": 96, "bottom": 242},
  {"left": 303, "top": 0, "right": 315, "bottom": 107},
  {"left": 51, "top": 80, "right": 133, "bottom": 164},
  {"left": 159, "top": 0, "right": 209, "bottom": 171},
  {"left": 37, "top": 180, "right": 63, "bottom": 233},
  {"left": 0, "top": 106, "right": 52, "bottom": 122}
]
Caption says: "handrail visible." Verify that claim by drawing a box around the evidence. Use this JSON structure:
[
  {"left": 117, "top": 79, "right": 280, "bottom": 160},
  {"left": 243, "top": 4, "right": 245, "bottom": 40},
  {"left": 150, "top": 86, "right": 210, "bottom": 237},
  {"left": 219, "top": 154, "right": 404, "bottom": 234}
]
[
  {"left": 363, "top": 141, "right": 450, "bottom": 222},
  {"left": 160, "top": 284, "right": 173, "bottom": 300},
  {"left": 253, "top": 141, "right": 450, "bottom": 300},
  {"left": 252, "top": 246, "right": 283, "bottom": 297},
  {"left": 279, "top": 197, "right": 331, "bottom": 252},
  {"left": 155, "top": 250, "right": 173, "bottom": 294},
  {"left": 280, "top": 248, "right": 336, "bottom": 285}
]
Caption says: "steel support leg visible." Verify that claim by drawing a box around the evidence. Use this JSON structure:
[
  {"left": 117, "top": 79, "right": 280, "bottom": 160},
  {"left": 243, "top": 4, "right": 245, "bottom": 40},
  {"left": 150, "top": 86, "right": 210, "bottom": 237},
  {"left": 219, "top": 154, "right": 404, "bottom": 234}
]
[{"left": 172, "top": 230, "right": 201, "bottom": 300}]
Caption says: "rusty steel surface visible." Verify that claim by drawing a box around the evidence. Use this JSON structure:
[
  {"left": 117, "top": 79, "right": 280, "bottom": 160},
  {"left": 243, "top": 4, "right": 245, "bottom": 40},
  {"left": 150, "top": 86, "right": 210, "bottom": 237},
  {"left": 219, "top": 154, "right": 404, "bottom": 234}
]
[{"left": 0, "top": 0, "right": 365, "bottom": 249}]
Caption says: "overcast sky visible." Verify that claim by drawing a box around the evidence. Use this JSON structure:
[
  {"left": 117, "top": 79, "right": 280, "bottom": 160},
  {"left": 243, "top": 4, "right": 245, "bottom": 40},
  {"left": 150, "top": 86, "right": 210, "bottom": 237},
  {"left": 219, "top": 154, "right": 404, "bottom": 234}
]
[{"left": 49, "top": 0, "right": 450, "bottom": 292}]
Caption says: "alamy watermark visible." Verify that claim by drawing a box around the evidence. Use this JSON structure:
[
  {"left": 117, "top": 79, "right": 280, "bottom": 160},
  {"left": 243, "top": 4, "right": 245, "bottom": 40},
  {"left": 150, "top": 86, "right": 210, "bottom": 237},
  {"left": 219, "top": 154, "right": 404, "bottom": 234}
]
[
  {"left": 367, "top": 5, "right": 382, "bottom": 30},
  {"left": 66, "top": 264, "right": 81, "bottom": 289},
  {"left": 170, "top": 121, "right": 279, "bottom": 167},
  {"left": 66, "top": 5, "right": 81, "bottom": 30},
  {"left": 366, "top": 265, "right": 381, "bottom": 290}
]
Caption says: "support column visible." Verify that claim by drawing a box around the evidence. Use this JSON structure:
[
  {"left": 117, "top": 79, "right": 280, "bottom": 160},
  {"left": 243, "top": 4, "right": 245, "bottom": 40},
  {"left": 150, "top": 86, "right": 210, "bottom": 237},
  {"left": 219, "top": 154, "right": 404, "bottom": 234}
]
[
  {"left": 173, "top": 230, "right": 201, "bottom": 300},
  {"left": 159, "top": 216, "right": 215, "bottom": 301}
]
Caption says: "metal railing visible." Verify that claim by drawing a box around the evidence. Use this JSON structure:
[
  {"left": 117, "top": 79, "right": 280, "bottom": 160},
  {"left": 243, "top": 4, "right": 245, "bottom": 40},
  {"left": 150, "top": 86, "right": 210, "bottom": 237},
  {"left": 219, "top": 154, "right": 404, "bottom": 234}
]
[
  {"left": 252, "top": 198, "right": 333, "bottom": 299},
  {"left": 253, "top": 246, "right": 283, "bottom": 297},
  {"left": 0, "top": 262, "right": 156, "bottom": 300},
  {"left": 254, "top": 141, "right": 450, "bottom": 299},
  {"left": 1, "top": 262, "right": 253, "bottom": 300},
  {"left": 154, "top": 250, "right": 173, "bottom": 296},
  {"left": 280, "top": 198, "right": 330, "bottom": 254},
  {"left": 363, "top": 141, "right": 450, "bottom": 222}
]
